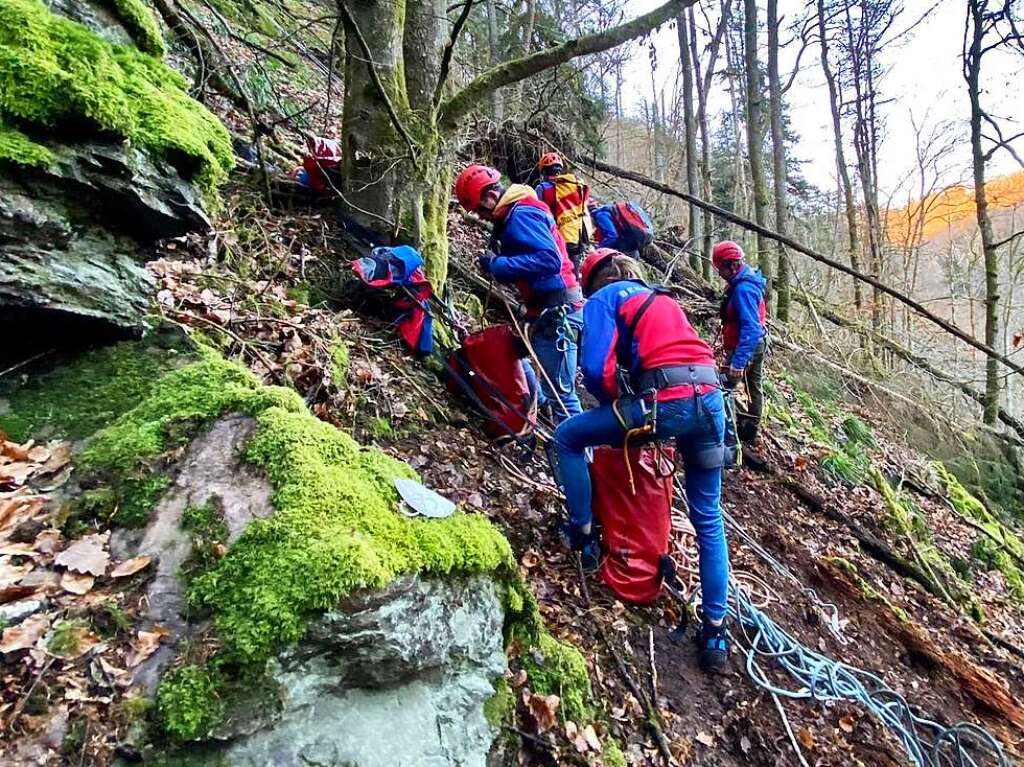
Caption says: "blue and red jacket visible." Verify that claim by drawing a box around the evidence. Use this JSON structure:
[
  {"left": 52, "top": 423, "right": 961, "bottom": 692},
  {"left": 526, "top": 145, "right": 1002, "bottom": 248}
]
[
  {"left": 591, "top": 204, "right": 624, "bottom": 251},
  {"left": 581, "top": 280, "right": 716, "bottom": 405},
  {"left": 721, "top": 265, "right": 767, "bottom": 369},
  {"left": 490, "top": 185, "right": 582, "bottom": 318}
]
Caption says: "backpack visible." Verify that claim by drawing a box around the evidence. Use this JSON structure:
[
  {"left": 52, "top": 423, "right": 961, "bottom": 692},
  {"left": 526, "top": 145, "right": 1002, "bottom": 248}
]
[
  {"left": 590, "top": 445, "right": 673, "bottom": 604},
  {"left": 542, "top": 175, "right": 592, "bottom": 248},
  {"left": 611, "top": 201, "right": 654, "bottom": 252}
]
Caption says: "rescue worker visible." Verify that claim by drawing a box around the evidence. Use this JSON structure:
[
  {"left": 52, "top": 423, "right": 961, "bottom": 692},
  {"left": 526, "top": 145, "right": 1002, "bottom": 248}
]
[
  {"left": 454, "top": 164, "right": 584, "bottom": 421},
  {"left": 713, "top": 241, "right": 767, "bottom": 445},
  {"left": 534, "top": 153, "right": 592, "bottom": 272},
  {"left": 554, "top": 248, "right": 731, "bottom": 672},
  {"left": 589, "top": 202, "right": 637, "bottom": 258}
]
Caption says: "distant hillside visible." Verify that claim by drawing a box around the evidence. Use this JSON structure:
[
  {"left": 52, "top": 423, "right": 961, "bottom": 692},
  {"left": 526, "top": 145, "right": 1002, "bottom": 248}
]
[{"left": 886, "top": 170, "right": 1024, "bottom": 247}]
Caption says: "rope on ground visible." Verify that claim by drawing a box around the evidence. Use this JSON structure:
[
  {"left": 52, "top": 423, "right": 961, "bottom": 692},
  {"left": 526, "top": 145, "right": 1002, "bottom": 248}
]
[{"left": 668, "top": 481, "right": 1010, "bottom": 767}]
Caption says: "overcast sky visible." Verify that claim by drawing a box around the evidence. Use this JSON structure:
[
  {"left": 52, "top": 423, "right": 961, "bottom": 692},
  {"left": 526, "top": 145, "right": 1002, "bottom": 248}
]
[{"left": 619, "top": 0, "right": 1024, "bottom": 199}]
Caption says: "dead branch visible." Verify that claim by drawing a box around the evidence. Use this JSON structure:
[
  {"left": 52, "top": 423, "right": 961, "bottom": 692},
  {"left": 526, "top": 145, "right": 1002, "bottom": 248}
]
[
  {"left": 432, "top": 0, "right": 479, "bottom": 110},
  {"left": 576, "top": 154, "right": 1024, "bottom": 381}
]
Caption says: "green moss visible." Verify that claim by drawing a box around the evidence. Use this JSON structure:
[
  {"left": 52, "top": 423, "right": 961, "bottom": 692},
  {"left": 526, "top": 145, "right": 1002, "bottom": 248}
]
[
  {"left": 602, "top": 738, "right": 628, "bottom": 767},
  {"left": 0, "top": 341, "right": 180, "bottom": 442},
  {"left": 188, "top": 404, "right": 512, "bottom": 664},
  {"left": 47, "top": 618, "right": 87, "bottom": 656},
  {"left": 117, "top": 695, "right": 154, "bottom": 722},
  {"left": 0, "top": 0, "right": 232, "bottom": 199},
  {"left": 369, "top": 416, "right": 393, "bottom": 439},
  {"left": 117, "top": 473, "right": 172, "bottom": 528},
  {"left": 100, "top": 0, "right": 165, "bottom": 56},
  {"left": 92, "top": 599, "right": 131, "bottom": 638},
  {"left": 0, "top": 119, "right": 52, "bottom": 166},
  {"left": 483, "top": 676, "right": 512, "bottom": 727},
  {"left": 523, "top": 631, "right": 594, "bottom": 724},
  {"left": 827, "top": 557, "right": 911, "bottom": 624},
  {"left": 182, "top": 499, "right": 228, "bottom": 541},
  {"left": 841, "top": 416, "right": 875, "bottom": 449},
  {"left": 156, "top": 665, "right": 224, "bottom": 742},
  {"left": 330, "top": 338, "right": 349, "bottom": 386},
  {"left": 933, "top": 461, "right": 1024, "bottom": 603}
]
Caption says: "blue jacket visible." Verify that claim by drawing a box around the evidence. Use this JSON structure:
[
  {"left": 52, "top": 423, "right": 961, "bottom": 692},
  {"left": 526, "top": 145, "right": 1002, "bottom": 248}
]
[
  {"left": 581, "top": 280, "right": 715, "bottom": 404},
  {"left": 489, "top": 186, "right": 580, "bottom": 316},
  {"left": 591, "top": 205, "right": 625, "bottom": 251},
  {"left": 721, "top": 265, "right": 767, "bottom": 369}
]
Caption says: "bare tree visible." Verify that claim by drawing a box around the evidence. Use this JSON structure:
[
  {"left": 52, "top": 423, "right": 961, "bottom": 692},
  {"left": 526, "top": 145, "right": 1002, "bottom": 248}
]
[
  {"left": 743, "top": 0, "right": 772, "bottom": 310},
  {"left": 963, "top": 0, "right": 1024, "bottom": 423},
  {"left": 678, "top": 8, "right": 701, "bottom": 272},
  {"left": 816, "top": 0, "right": 863, "bottom": 312}
]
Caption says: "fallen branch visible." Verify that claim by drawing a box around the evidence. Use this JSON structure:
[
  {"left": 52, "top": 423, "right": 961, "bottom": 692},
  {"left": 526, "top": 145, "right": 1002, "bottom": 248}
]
[{"left": 576, "top": 155, "right": 1024, "bottom": 381}]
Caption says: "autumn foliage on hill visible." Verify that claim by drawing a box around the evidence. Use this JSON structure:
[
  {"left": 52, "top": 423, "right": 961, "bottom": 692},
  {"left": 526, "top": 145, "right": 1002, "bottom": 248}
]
[{"left": 886, "top": 170, "right": 1024, "bottom": 247}]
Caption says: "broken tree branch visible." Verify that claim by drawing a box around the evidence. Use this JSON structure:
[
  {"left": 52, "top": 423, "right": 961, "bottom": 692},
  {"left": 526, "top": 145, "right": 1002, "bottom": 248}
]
[
  {"left": 438, "top": 0, "right": 691, "bottom": 129},
  {"left": 576, "top": 154, "right": 1024, "bottom": 381}
]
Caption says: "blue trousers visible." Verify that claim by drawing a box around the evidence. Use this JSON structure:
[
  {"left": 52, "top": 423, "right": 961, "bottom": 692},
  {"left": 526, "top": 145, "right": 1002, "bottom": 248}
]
[
  {"left": 553, "top": 390, "right": 730, "bottom": 622},
  {"left": 522, "top": 309, "right": 583, "bottom": 423}
]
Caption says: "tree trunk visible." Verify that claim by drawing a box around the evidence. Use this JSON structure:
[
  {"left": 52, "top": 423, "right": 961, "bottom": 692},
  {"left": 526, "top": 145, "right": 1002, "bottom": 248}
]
[
  {"left": 485, "top": 0, "right": 504, "bottom": 120},
  {"left": 815, "top": 0, "right": 862, "bottom": 312},
  {"left": 678, "top": 11, "right": 701, "bottom": 272},
  {"left": 766, "top": 0, "right": 789, "bottom": 321},
  {"left": 966, "top": 0, "right": 1001, "bottom": 424},
  {"left": 743, "top": 0, "right": 772, "bottom": 312},
  {"left": 338, "top": 0, "right": 690, "bottom": 289}
]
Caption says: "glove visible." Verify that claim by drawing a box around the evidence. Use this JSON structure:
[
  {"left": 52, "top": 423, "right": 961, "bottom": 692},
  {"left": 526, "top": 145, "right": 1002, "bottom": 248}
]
[
  {"left": 478, "top": 250, "right": 497, "bottom": 274},
  {"left": 725, "top": 366, "right": 744, "bottom": 386}
]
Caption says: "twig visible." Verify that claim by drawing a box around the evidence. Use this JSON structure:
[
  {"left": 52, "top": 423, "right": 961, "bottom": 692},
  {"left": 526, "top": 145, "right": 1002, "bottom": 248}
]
[
  {"left": 648, "top": 627, "right": 659, "bottom": 704},
  {"left": 0, "top": 348, "right": 56, "bottom": 380},
  {"left": 577, "top": 560, "right": 676, "bottom": 767},
  {"left": 162, "top": 310, "right": 280, "bottom": 382},
  {"left": 8, "top": 657, "right": 55, "bottom": 731}
]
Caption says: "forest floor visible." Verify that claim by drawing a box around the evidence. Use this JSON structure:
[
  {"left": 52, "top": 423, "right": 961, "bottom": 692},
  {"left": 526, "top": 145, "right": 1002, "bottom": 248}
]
[{"left": 3, "top": 168, "right": 1024, "bottom": 765}]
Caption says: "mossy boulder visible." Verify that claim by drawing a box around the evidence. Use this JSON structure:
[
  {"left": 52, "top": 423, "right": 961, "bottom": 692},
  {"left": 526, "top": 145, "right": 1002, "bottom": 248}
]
[{"left": 0, "top": 0, "right": 232, "bottom": 338}]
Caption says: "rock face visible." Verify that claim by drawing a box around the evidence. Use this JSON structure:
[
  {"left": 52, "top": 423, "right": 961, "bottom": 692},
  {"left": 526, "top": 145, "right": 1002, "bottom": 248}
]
[
  {"left": 199, "top": 575, "right": 506, "bottom": 767},
  {"left": 0, "top": 0, "right": 219, "bottom": 343},
  {"left": 0, "top": 137, "right": 211, "bottom": 335}
]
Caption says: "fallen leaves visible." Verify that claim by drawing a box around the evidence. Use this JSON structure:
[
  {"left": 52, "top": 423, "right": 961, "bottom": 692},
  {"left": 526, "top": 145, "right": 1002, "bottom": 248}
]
[
  {"left": 109, "top": 556, "right": 153, "bottom": 579},
  {"left": 55, "top": 533, "right": 110, "bottom": 577},
  {"left": 0, "top": 613, "right": 51, "bottom": 654},
  {"left": 564, "top": 721, "right": 602, "bottom": 754},
  {"left": 60, "top": 571, "right": 95, "bottom": 596},
  {"left": 524, "top": 690, "right": 560, "bottom": 733},
  {"left": 126, "top": 626, "right": 171, "bottom": 668}
]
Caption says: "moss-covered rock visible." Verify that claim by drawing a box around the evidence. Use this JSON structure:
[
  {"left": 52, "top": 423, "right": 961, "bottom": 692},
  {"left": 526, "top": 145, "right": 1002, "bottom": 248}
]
[
  {"left": 522, "top": 631, "right": 594, "bottom": 724},
  {"left": 99, "top": 0, "right": 165, "bottom": 56},
  {"left": 0, "top": 0, "right": 231, "bottom": 196}
]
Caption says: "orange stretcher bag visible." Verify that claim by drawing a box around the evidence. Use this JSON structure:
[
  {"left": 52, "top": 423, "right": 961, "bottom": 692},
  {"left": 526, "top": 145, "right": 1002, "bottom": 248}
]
[{"left": 590, "top": 445, "right": 674, "bottom": 604}]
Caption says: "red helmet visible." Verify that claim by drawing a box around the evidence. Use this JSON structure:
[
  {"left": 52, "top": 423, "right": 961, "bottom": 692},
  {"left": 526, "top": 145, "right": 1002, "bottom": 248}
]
[
  {"left": 454, "top": 165, "right": 501, "bottom": 211},
  {"left": 580, "top": 248, "right": 620, "bottom": 296},
  {"left": 712, "top": 241, "right": 745, "bottom": 269},
  {"left": 538, "top": 152, "right": 563, "bottom": 171}
]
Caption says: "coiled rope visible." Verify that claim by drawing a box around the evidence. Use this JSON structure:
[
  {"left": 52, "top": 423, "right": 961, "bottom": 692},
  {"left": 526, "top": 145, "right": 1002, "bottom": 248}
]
[{"left": 669, "top": 484, "right": 1010, "bottom": 767}]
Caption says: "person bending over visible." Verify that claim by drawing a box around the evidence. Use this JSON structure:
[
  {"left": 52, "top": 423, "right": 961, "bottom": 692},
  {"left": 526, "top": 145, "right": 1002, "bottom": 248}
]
[{"left": 454, "top": 164, "right": 584, "bottom": 421}]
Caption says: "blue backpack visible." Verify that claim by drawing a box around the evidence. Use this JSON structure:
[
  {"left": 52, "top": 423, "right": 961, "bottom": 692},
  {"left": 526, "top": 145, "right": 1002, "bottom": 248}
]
[{"left": 610, "top": 201, "right": 655, "bottom": 251}]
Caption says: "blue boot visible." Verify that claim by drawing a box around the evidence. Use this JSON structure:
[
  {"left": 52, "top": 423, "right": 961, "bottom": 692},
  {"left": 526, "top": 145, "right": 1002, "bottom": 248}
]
[{"left": 698, "top": 619, "right": 730, "bottom": 673}]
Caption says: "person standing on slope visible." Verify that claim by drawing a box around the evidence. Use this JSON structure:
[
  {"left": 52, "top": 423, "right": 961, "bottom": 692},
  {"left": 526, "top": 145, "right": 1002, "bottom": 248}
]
[
  {"left": 713, "top": 241, "right": 767, "bottom": 446},
  {"left": 454, "top": 164, "right": 584, "bottom": 421},
  {"left": 554, "top": 248, "right": 732, "bottom": 672},
  {"left": 534, "top": 152, "right": 592, "bottom": 274}
]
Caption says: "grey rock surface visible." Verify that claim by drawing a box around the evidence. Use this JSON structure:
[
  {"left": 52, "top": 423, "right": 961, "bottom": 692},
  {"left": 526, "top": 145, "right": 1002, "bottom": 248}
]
[
  {"left": 110, "top": 415, "right": 274, "bottom": 695},
  {"left": 195, "top": 575, "right": 506, "bottom": 767},
  {"left": 0, "top": 137, "right": 210, "bottom": 331}
]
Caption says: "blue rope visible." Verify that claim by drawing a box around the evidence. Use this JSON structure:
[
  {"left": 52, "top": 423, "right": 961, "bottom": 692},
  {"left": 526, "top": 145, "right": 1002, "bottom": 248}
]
[{"left": 729, "top": 584, "right": 1010, "bottom": 767}]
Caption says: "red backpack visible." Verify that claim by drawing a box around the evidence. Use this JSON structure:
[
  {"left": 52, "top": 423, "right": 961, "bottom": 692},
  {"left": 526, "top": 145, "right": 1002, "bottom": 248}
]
[
  {"left": 610, "top": 201, "right": 655, "bottom": 251},
  {"left": 590, "top": 445, "right": 673, "bottom": 604},
  {"left": 445, "top": 325, "right": 538, "bottom": 442}
]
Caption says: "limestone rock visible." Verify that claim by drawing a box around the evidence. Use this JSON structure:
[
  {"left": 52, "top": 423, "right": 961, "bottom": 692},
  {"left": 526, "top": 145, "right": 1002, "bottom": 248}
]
[{"left": 203, "top": 575, "right": 506, "bottom": 767}]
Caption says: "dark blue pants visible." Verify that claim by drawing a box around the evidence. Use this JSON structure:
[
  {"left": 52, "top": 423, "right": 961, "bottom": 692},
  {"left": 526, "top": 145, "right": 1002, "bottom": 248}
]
[{"left": 553, "top": 391, "right": 730, "bottom": 622}]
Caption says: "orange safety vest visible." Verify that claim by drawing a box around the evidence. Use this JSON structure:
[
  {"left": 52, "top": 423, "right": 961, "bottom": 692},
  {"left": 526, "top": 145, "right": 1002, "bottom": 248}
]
[{"left": 539, "top": 173, "right": 592, "bottom": 248}]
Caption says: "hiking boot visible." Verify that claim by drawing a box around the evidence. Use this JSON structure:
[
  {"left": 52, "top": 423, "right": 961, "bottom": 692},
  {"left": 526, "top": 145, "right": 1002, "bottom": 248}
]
[
  {"left": 698, "top": 619, "right": 730, "bottom": 673},
  {"left": 579, "top": 540, "right": 601, "bottom": 573}
]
